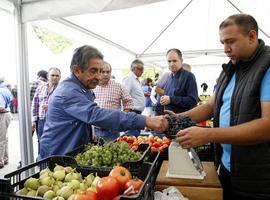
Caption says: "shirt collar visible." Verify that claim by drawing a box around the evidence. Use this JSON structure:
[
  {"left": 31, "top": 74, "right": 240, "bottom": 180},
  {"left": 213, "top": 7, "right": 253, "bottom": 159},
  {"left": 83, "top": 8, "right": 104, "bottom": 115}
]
[
  {"left": 129, "top": 71, "right": 139, "bottom": 80},
  {"left": 70, "top": 73, "right": 89, "bottom": 93}
]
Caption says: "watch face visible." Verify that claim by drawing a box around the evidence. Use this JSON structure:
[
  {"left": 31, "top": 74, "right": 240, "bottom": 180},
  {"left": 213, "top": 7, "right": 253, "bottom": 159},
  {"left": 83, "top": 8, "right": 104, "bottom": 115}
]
[{"left": 188, "top": 148, "right": 204, "bottom": 174}]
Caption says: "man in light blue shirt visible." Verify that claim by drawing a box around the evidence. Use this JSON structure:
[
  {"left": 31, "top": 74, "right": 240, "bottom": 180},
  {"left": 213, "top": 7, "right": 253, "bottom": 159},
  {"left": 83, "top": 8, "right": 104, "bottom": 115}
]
[{"left": 40, "top": 45, "right": 168, "bottom": 159}]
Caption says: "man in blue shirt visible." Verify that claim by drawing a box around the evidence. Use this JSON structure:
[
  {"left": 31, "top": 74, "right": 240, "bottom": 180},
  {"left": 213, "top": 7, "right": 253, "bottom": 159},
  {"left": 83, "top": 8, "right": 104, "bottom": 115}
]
[
  {"left": 168, "top": 14, "right": 270, "bottom": 199},
  {"left": 160, "top": 48, "right": 198, "bottom": 113},
  {"left": 40, "top": 45, "right": 168, "bottom": 159}
]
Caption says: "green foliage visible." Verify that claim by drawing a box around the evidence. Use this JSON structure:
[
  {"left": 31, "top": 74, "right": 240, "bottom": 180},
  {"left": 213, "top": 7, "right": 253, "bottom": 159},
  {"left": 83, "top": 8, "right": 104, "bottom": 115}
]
[
  {"left": 122, "top": 67, "right": 161, "bottom": 83},
  {"left": 32, "top": 25, "right": 74, "bottom": 54}
]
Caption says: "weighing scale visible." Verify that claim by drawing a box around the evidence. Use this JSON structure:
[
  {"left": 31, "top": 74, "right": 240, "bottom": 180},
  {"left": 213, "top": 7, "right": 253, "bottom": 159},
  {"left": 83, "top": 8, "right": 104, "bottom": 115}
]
[{"left": 166, "top": 141, "right": 206, "bottom": 180}]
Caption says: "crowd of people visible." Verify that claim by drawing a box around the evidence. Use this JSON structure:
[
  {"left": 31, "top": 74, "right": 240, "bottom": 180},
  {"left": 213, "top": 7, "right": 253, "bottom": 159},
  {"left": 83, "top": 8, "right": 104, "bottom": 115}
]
[{"left": 1, "top": 13, "right": 270, "bottom": 200}]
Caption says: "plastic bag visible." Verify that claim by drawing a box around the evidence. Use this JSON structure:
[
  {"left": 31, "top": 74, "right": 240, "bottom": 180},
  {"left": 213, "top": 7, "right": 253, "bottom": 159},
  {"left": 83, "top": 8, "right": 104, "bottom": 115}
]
[{"left": 154, "top": 186, "right": 188, "bottom": 200}]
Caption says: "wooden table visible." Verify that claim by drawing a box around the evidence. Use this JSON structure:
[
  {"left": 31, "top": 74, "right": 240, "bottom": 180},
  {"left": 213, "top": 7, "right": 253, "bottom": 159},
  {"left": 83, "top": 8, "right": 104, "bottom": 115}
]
[{"left": 155, "top": 161, "right": 222, "bottom": 200}]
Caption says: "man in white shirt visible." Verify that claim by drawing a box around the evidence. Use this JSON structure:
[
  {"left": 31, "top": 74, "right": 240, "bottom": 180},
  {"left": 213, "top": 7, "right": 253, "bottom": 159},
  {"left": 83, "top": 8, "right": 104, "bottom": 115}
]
[{"left": 122, "top": 59, "right": 146, "bottom": 136}]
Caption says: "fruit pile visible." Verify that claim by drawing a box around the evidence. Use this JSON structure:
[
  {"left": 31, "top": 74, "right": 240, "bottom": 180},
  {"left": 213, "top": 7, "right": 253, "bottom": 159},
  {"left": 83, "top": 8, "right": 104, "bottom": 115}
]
[
  {"left": 97, "top": 166, "right": 143, "bottom": 200},
  {"left": 116, "top": 134, "right": 171, "bottom": 153},
  {"left": 17, "top": 164, "right": 100, "bottom": 200},
  {"left": 75, "top": 142, "right": 141, "bottom": 167},
  {"left": 164, "top": 116, "right": 196, "bottom": 136},
  {"left": 17, "top": 164, "right": 143, "bottom": 200}
]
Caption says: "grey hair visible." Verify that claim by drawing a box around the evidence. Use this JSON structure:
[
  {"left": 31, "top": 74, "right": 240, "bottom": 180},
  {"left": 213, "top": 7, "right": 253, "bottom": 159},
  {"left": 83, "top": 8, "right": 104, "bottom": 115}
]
[
  {"left": 48, "top": 67, "right": 61, "bottom": 74},
  {"left": 70, "top": 45, "right": 104, "bottom": 72},
  {"left": 130, "top": 59, "right": 144, "bottom": 70}
]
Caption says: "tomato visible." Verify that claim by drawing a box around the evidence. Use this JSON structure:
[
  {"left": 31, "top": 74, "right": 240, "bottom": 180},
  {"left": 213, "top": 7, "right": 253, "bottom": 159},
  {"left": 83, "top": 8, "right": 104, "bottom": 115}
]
[
  {"left": 109, "top": 166, "right": 132, "bottom": 190},
  {"left": 131, "top": 144, "right": 138, "bottom": 151},
  {"left": 96, "top": 176, "right": 120, "bottom": 200},
  {"left": 148, "top": 135, "right": 155, "bottom": 143},
  {"left": 116, "top": 137, "right": 123, "bottom": 142},
  {"left": 126, "top": 136, "right": 136, "bottom": 143},
  {"left": 122, "top": 136, "right": 128, "bottom": 141},
  {"left": 124, "top": 179, "right": 143, "bottom": 191},
  {"left": 112, "top": 196, "right": 121, "bottom": 200},
  {"left": 152, "top": 141, "right": 162, "bottom": 148},
  {"left": 162, "top": 137, "right": 171, "bottom": 145},
  {"left": 74, "top": 190, "right": 98, "bottom": 200},
  {"left": 151, "top": 146, "right": 159, "bottom": 152}
]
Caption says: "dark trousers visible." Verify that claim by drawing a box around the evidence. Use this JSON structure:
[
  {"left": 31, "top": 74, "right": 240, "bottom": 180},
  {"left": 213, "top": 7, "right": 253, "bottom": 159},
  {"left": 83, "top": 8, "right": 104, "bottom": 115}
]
[
  {"left": 37, "top": 119, "right": 45, "bottom": 154},
  {"left": 219, "top": 164, "right": 269, "bottom": 200},
  {"left": 219, "top": 164, "right": 232, "bottom": 200}
]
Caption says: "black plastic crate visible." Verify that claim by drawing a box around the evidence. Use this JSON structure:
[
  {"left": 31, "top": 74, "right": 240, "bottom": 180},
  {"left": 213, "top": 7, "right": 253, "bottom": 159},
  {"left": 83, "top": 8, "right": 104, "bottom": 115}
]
[
  {"left": 117, "top": 151, "right": 160, "bottom": 200},
  {"left": 0, "top": 153, "right": 160, "bottom": 200},
  {"left": 0, "top": 156, "right": 77, "bottom": 200},
  {"left": 66, "top": 142, "right": 151, "bottom": 176}
]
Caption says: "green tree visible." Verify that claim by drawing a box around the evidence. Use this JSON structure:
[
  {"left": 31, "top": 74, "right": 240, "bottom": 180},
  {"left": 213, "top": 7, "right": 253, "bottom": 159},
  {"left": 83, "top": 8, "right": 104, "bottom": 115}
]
[{"left": 32, "top": 25, "right": 74, "bottom": 54}]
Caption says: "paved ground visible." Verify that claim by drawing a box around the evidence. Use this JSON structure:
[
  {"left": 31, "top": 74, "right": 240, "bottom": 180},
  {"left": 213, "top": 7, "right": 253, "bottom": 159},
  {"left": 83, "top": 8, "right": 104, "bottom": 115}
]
[{"left": 0, "top": 114, "right": 38, "bottom": 178}]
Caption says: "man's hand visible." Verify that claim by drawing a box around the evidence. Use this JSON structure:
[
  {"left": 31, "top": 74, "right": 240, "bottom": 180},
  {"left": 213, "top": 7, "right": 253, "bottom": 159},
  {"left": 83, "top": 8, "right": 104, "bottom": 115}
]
[
  {"left": 32, "top": 122, "right": 36, "bottom": 135},
  {"left": 160, "top": 95, "right": 170, "bottom": 105},
  {"left": 145, "top": 116, "right": 168, "bottom": 133},
  {"left": 175, "top": 126, "right": 210, "bottom": 148},
  {"left": 155, "top": 87, "right": 165, "bottom": 96},
  {"left": 164, "top": 110, "right": 177, "bottom": 117}
]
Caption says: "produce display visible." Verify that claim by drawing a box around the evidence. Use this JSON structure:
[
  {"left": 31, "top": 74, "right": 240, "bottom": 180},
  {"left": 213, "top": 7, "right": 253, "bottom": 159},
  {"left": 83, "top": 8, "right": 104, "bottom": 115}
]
[
  {"left": 116, "top": 134, "right": 171, "bottom": 153},
  {"left": 164, "top": 116, "right": 196, "bottom": 136},
  {"left": 75, "top": 142, "right": 141, "bottom": 167},
  {"left": 16, "top": 164, "right": 143, "bottom": 200},
  {"left": 16, "top": 164, "right": 100, "bottom": 200}
]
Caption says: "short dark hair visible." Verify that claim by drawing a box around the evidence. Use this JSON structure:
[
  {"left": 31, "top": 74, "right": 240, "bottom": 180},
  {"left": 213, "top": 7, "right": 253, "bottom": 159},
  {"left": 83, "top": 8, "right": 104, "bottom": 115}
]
[
  {"left": 103, "top": 61, "right": 112, "bottom": 72},
  {"left": 219, "top": 14, "right": 258, "bottom": 36},
  {"left": 37, "top": 70, "right": 48, "bottom": 80},
  {"left": 70, "top": 45, "right": 104, "bottom": 72},
  {"left": 166, "top": 48, "right": 182, "bottom": 59},
  {"left": 131, "top": 59, "right": 144, "bottom": 70}
]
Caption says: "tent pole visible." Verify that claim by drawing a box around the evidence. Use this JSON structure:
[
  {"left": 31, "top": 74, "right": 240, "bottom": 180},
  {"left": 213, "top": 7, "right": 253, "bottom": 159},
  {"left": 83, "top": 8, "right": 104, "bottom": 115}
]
[{"left": 14, "top": 0, "right": 34, "bottom": 168}]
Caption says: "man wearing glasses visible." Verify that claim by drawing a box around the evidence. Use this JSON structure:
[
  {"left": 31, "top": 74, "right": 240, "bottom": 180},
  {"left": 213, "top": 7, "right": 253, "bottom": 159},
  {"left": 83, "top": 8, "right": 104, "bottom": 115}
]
[{"left": 122, "top": 59, "right": 146, "bottom": 136}]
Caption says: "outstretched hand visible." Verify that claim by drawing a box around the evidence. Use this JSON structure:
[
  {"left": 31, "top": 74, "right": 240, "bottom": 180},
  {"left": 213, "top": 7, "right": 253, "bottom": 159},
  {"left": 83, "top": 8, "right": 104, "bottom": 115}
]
[
  {"left": 164, "top": 110, "right": 177, "bottom": 117},
  {"left": 145, "top": 116, "right": 168, "bottom": 133}
]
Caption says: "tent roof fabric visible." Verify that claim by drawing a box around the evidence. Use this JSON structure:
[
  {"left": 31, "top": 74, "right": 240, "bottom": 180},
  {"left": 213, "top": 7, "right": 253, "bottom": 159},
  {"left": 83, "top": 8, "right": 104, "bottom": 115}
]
[{"left": 19, "top": 0, "right": 270, "bottom": 68}]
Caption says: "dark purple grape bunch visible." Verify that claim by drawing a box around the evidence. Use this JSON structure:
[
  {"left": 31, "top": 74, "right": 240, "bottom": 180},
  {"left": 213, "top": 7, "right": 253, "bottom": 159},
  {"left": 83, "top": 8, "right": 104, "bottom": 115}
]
[{"left": 164, "top": 116, "right": 196, "bottom": 135}]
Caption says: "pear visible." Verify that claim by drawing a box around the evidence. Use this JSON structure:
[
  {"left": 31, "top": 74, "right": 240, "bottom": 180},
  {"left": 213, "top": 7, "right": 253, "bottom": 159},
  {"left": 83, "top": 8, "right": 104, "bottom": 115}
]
[
  {"left": 24, "top": 177, "right": 40, "bottom": 190},
  {"left": 53, "top": 170, "right": 65, "bottom": 181},
  {"left": 40, "top": 176, "right": 55, "bottom": 187},
  {"left": 16, "top": 187, "right": 28, "bottom": 195},
  {"left": 54, "top": 164, "right": 65, "bottom": 172},
  {"left": 36, "top": 185, "right": 51, "bottom": 197},
  {"left": 43, "top": 190, "right": 56, "bottom": 199},
  {"left": 27, "top": 189, "right": 37, "bottom": 196},
  {"left": 57, "top": 186, "right": 73, "bottom": 200}
]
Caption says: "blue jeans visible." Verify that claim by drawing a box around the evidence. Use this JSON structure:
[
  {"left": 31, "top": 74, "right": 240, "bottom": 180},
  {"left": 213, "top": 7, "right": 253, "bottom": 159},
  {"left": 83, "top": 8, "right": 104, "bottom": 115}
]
[
  {"left": 37, "top": 119, "right": 46, "bottom": 154},
  {"left": 94, "top": 128, "right": 120, "bottom": 142}
]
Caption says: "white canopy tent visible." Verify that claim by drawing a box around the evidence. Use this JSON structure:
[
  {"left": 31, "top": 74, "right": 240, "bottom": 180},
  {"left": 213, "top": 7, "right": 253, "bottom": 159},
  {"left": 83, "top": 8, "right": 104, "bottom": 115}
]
[{"left": 1, "top": 0, "right": 270, "bottom": 166}]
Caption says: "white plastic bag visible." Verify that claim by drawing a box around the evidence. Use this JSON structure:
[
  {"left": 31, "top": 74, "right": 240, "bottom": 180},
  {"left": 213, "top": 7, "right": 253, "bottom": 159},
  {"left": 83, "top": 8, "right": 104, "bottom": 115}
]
[{"left": 154, "top": 186, "right": 188, "bottom": 200}]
